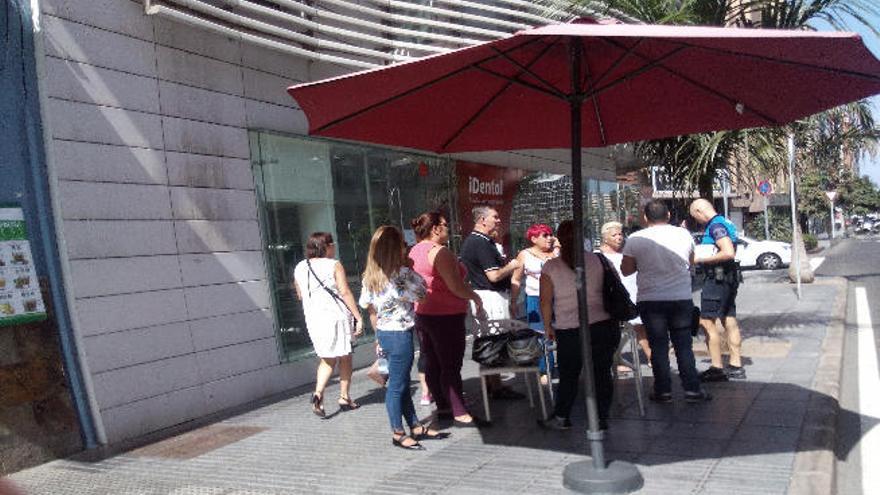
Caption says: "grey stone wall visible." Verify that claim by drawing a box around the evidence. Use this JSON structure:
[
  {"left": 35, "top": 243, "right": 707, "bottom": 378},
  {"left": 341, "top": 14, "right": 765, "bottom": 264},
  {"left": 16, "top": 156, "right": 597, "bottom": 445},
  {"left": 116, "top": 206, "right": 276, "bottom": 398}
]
[{"left": 39, "top": 0, "right": 346, "bottom": 443}]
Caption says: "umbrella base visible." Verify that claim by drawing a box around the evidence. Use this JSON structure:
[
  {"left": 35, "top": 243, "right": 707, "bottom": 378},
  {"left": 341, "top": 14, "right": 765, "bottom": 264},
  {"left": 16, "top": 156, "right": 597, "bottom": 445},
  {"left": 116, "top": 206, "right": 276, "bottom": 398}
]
[{"left": 562, "top": 459, "right": 643, "bottom": 494}]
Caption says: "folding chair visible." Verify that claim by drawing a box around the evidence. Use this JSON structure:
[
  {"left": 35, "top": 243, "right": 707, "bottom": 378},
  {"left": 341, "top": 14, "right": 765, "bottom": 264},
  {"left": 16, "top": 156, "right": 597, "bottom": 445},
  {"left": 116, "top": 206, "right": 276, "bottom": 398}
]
[{"left": 613, "top": 322, "right": 646, "bottom": 417}]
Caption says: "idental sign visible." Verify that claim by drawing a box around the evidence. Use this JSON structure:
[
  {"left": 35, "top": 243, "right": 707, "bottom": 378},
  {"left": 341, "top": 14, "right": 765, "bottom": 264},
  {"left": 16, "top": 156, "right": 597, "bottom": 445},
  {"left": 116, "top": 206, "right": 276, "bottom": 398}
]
[{"left": 468, "top": 177, "right": 504, "bottom": 195}]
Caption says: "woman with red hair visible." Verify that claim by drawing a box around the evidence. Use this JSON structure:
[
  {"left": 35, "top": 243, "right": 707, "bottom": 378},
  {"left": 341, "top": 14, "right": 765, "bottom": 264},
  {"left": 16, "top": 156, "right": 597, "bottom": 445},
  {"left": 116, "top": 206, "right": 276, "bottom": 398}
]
[{"left": 510, "top": 223, "right": 557, "bottom": 383}]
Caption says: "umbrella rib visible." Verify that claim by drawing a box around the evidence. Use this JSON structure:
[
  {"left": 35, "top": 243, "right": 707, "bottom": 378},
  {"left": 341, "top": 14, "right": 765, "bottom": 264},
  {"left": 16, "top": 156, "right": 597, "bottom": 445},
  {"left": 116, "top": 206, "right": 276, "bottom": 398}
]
[
  {"left": 470, "top": 65, "right": 564, "bottom": 100},
  {"left": 588, "top": 38, "right": 645, "bottom": 90},
  {"left": 677, "top": 40, "right": 880, "bottom": 83},
  {"left": 579, "top": 38, "right": 607, "bottom": 146},
  {"left": 313, "top": 36, "right": 548, "bottom": 135},
  {"left": 485, "top": 42, "right": 569, "bottom": 98},
  {"left": 441, "top": 42, "right": 560, "bottom": 151},
  {"left": 595, "top": 38, "right": 781, "bottom": 125}
]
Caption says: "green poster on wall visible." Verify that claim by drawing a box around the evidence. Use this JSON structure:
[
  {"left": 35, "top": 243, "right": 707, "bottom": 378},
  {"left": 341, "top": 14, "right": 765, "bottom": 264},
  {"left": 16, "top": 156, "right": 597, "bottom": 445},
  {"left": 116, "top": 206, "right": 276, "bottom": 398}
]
[{"left": 0, "top": 207, "right": 47, "bottom": 326}]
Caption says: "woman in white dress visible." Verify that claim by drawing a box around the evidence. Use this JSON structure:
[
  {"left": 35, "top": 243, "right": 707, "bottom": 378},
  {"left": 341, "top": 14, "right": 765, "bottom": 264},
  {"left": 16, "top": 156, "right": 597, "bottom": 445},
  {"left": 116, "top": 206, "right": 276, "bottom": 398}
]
[{"left": 293, "top": 232, "right": 364, "bottom": 418}]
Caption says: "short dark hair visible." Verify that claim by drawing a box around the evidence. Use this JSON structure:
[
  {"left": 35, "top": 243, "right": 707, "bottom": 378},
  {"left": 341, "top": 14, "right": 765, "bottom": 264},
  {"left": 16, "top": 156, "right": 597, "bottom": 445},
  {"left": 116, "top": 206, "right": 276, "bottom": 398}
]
[
  {"left": 472, "top": 205, "right": 494, "bottom": 224},
  {"left": 305, "top": 232, "right": 334, "bottom": 258},
  {"left": 644, "top": 200, "right": 669, "bottom": 223},
  {"left": 411, "top": 210, "right": 446, "bottom": 241}
]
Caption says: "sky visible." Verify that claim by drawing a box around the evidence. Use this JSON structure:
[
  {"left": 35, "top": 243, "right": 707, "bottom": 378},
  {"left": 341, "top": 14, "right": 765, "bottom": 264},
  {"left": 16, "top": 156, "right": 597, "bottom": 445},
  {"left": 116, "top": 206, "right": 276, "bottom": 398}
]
[{"left": 814, "top": 13, "right": 880, "bottom": 187}]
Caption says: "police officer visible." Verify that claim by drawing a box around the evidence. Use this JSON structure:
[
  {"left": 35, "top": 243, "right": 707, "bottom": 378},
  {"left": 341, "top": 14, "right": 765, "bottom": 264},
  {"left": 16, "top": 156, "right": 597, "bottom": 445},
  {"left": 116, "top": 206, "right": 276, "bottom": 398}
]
[{"left": 689, "top": 198, "right": 745, "bottom": 381}]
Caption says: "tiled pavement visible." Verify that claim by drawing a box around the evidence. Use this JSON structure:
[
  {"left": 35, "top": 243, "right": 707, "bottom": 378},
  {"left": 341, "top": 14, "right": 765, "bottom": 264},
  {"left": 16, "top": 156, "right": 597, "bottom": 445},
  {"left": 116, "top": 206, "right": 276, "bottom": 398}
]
[{"left": 9, "top": 272, "right": 847, "bottom": 494}]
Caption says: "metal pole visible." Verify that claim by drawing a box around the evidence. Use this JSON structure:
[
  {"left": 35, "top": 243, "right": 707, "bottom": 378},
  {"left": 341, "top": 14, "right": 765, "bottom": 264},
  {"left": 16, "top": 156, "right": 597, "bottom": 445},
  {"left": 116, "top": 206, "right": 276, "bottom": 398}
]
[
  {"left": 763, "top": 195, "right": 770, "bottom": 240},
  {"left": 829, "top": 199, "right": 835, "bottom": 239},
  {"left": 722, "top": 171, "right": 729, "bottom": 219},
  {"left": 567, "top": 45, "right": 604, "bottom": 471},
  {"left": 562, "top": 38, "right": 642, "bottom": 495},
  {"left": 788, "top": 135, "right": 802, "bottom": 300}
]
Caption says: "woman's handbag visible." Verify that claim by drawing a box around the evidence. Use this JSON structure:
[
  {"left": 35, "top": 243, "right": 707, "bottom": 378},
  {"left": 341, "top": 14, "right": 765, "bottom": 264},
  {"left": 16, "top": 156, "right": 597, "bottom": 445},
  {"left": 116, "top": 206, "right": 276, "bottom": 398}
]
[
  {"left": 506, "top": 328, "right": 543, "bottom": 365},
  {"left": 597, "top": 254, "right": 639, "bottom": 322},
  {"left": 471, "top": 333, "right": 509, "bottom": 367}
]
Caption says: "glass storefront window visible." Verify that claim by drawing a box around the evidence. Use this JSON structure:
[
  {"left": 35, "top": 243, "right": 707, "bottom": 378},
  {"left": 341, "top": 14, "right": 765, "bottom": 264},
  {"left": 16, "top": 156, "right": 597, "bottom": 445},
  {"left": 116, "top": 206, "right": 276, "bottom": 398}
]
[{"left": 250, "top": 132, "right": 455, "bottom": 362}]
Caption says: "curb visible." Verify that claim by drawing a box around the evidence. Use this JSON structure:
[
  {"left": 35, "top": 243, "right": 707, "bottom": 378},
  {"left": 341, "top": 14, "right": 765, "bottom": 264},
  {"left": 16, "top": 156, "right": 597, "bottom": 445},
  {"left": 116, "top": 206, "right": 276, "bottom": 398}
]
[{"left": 787, "top": 277, "right": 847, "bottom": 495}]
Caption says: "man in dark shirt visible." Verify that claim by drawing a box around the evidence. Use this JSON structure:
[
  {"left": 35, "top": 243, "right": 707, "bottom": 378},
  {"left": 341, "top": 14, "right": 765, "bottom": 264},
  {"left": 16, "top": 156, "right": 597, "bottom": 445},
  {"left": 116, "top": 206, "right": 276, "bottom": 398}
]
[{"left": 460, "top": 205, "right": 522, "bottom": 399}]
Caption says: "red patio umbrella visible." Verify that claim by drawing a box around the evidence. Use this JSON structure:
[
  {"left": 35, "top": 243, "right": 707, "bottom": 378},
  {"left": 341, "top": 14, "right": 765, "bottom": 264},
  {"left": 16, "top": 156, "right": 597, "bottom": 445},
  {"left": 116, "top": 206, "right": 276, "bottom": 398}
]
[{"left": 288, "top": 20, "right": 880, "bottom": 494}]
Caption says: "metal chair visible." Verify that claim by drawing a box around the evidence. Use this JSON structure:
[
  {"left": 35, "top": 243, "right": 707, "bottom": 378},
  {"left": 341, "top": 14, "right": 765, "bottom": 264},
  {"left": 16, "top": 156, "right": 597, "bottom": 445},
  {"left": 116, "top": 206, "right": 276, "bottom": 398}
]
[
  {"left": 613, "top": 322, "right": 646, "bottom": 417},
  {"left": 474, "top": 318, "right": 551, "bottom": 421}
]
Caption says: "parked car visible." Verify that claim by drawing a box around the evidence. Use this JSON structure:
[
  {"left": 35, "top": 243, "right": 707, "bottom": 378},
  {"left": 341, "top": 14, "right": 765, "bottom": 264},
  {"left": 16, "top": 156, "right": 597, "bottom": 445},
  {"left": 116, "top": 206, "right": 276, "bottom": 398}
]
[{"left": 692, "top": 233, "right": 792, "bottom": 270}]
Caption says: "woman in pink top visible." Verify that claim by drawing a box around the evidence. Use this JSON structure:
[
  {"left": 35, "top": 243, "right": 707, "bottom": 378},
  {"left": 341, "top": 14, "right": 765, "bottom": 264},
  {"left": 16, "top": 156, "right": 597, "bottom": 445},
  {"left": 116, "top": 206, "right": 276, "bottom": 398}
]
[
  {"left": 538, "top": 220, "right": 621, "bottom": 431},
  {"left": 409, "top": 210, "right": 487, "bottom": 427}
]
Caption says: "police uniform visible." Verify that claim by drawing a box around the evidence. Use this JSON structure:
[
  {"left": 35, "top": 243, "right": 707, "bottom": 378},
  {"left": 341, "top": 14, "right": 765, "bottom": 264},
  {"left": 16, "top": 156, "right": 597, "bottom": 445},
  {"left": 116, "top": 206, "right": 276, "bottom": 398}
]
[{"left": 699, "top": 215, "right": 740, "bottom": 319}]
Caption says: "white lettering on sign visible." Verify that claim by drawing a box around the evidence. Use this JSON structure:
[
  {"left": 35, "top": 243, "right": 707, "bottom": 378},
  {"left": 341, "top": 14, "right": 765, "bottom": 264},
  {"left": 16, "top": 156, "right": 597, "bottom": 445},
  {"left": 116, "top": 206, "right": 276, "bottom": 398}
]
[{"left": 469, "top": 177, "right": 503, "bottom": 196}]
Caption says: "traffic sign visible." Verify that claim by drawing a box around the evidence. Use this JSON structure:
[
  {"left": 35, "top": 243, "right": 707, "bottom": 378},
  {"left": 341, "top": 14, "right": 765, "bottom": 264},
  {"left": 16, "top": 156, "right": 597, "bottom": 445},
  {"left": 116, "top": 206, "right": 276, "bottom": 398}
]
[
  {"left": 757, "top": 180, "right": 772, "bottom": 196},
  {"left": 825, "top": 191, "right": 837, "bottom": 202}
]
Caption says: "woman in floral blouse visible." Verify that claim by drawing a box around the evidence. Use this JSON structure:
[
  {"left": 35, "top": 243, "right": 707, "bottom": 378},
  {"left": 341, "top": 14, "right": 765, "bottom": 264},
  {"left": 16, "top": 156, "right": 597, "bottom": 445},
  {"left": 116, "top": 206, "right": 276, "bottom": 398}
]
[{"left": 359, "top": 226, "right": 448, "bottom": 450}]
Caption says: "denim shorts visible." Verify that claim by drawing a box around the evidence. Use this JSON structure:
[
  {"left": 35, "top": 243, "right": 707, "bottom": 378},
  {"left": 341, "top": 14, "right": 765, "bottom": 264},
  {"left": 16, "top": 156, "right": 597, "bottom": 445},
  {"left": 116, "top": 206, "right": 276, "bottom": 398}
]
[{"left": 700, "top": 278, "right": 738, "bottom": 318}]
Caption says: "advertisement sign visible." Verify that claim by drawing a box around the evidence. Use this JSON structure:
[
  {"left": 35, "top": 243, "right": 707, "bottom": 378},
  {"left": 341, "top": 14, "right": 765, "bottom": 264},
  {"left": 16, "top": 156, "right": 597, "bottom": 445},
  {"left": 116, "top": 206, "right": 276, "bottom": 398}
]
[
  {"left": 0, "top": 207, "right": 46, "bottom": 326},
  {"left": 455, "top": 161, "right": 524, "bottom": 251}
]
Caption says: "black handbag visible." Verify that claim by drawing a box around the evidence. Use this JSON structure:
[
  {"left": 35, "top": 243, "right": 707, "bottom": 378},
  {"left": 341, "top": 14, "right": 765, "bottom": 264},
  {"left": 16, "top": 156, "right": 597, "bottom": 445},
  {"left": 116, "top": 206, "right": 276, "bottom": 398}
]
[
  {"left": 506, "top": 328, "right": 542, "bottom": 365},
  {"left": 597, "top": 253, "right": 639, "bottom": 322},
  {"left": 471, "top": 333, "right": 509, "bottom": 367},
  {"left": 691, "top": 305, "right": 702, "bottom": 336}
]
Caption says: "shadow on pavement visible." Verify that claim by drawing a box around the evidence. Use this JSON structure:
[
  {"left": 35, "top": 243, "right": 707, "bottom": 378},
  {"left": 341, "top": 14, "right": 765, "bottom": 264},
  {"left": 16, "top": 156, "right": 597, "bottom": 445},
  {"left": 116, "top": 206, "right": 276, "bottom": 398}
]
[{"left": 453, "top": 376, "right": 879, "bottom": 467}]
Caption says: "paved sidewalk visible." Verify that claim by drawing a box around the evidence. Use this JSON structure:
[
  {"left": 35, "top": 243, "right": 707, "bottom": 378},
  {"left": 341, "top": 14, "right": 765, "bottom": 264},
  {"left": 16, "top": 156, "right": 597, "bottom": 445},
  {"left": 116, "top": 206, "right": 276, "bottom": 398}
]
[{"left": 9, "top": 272, "right": 847, "bottom": 494}]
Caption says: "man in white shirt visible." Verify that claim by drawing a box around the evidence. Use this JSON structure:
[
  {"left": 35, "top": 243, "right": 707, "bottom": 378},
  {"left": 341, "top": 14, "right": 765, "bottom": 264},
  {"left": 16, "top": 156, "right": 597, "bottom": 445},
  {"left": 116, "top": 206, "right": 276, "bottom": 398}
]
[{"left": 621, "top": 200, "right": 711, "bottom": 403}]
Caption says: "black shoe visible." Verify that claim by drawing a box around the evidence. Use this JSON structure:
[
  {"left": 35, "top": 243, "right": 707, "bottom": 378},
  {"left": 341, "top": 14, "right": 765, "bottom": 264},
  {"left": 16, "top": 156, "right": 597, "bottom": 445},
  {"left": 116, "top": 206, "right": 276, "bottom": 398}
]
[
  {"left": 411, "top": 424, "right": 451, "bottom": 440},
  {"left": 684, "top": 390, "right": 713, "bottom": 403},
  {"left": 726, "top": 365, "right": 747, "bottom": 380},
  {"left": 648, "top": 392, "right": 673, "bottom": 403},
  {"left": 310, "top": 393, "right": 326, "bottom": 418},
  {"left": 338, "top": 396, "right": 360, "bottom": 411},
  {"left": 392, "top": 435, "right": 425, "bottom": 450},
  {"left": 539, "top": 416, "right": 572, "bottom": 430},
  {"left": 700, "top": 366, "right": 729, "bottom": 382},
  {"left": 488, "top": 387, "right": 525, "bottom": 400}
]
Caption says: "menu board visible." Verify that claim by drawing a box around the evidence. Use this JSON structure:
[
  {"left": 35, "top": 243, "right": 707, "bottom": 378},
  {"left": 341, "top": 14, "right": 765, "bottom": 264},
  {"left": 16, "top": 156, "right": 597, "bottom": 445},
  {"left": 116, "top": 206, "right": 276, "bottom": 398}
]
[{"left": 0, "top": 207, "right": 46, "bottom": 326}]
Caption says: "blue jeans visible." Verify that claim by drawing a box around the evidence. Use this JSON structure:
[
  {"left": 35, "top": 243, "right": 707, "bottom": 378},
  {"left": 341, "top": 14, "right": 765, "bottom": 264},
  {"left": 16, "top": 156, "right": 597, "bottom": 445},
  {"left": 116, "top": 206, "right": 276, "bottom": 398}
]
[
  {"left": 526, "top": 295, "right": 556, "bottom": 375},
  {"left": 377, "top": 329, "right": 419, "bottom": 432},
  {"left": 637, "top": 300, "right": 701, "bottom": 395}
]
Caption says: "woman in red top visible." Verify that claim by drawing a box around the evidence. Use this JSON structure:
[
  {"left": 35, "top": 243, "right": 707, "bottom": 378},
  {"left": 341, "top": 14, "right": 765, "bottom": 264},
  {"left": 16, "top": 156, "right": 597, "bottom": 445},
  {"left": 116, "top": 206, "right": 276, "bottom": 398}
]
[{"left": 409, "top": 211, "right": 486, "bottom": 427}]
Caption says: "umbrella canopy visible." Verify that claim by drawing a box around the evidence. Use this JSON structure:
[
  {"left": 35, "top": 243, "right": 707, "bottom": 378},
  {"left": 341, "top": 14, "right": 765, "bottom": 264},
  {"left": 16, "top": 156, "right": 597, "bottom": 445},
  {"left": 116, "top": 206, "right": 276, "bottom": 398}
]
[{"left": 289, "top": 22, "right": 880, "bottom": 153}]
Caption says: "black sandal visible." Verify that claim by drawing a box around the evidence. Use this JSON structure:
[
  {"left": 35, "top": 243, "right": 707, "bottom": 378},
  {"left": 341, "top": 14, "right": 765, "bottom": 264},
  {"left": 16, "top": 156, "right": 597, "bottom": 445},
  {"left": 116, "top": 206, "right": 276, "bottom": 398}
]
[
  {"left": 391, "top": 434, "right": 425, "bottom": 450},
  {"left": 338, "top": 396, "right": 360, "bottom": 411},
  {"left": 310, "top": 393, "right": 326, "bottom": 418},
  {"left": 411, "top": 423, "right": 450, "bottom": 440}
]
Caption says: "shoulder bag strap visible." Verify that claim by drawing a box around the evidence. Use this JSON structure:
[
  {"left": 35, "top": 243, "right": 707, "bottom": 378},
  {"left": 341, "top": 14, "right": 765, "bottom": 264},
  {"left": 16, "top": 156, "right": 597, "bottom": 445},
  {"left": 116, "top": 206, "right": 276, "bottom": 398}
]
[{"left": 306, "top": 259, "right": 353, "bottom": 316}]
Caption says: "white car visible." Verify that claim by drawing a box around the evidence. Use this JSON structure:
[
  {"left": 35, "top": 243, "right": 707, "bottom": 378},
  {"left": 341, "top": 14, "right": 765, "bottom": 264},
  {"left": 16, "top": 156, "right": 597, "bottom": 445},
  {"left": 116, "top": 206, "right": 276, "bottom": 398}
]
[
  {"left": 693, "top": 233, "right": 792, "bottom": 270},
  {"left": 736, "top": 235, "right": 792, "bottom": 270}
]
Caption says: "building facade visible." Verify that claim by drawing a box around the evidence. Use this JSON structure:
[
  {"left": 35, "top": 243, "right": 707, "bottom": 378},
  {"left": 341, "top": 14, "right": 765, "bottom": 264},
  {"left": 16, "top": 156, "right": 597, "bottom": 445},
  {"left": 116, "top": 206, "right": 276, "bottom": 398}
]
[{"left": 2, "top": 0, "right": 641, "bottom": 471}]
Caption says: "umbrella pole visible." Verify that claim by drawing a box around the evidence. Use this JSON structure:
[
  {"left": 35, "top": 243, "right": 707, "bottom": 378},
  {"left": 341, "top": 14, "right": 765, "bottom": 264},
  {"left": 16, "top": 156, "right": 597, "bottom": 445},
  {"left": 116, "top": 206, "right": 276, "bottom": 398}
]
[
  {"left": 562, "top": 39, "right": 642, "bottom": 495},
  {"left": 569, "top": 95, "right": 605, "bottom": 468}
]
